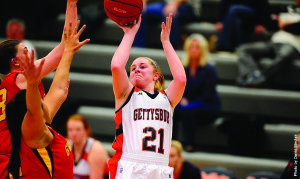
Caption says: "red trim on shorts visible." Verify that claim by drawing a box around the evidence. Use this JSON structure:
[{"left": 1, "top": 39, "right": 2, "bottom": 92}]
[{"left": 108, "top": 150, "right": 122, "bottom": 179}]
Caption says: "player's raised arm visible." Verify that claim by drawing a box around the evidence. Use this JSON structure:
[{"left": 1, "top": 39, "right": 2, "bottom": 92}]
[
  {"left": 33, "top": 0, "right": 79, "bottom": 79},
  {"left": 15, "top": 49, "right": 52, "bottom": 149},
  {"left": 111, "top": 16, "right": 141, "bottom": 109},
  {"left": 161, "top": 14, "right": 186, "bottom": 108},
  {"left": 18, "top": 21, "right": 89, "bottom": 149},
  {"left": 44, "top": 21, "right": 89, "bottom": 121}
]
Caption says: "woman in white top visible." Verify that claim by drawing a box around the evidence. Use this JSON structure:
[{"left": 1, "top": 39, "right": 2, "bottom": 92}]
[{"left": 67, "top": 114, "right": 109, "bottom": 179}]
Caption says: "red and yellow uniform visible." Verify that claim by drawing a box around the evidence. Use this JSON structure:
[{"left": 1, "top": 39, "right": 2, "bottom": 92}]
[
  {"left": 19, "top": 126, "right": 73, "bottom": 179},
  {"left": 0, "top": 72, "right": 44, "bottom": 178}
]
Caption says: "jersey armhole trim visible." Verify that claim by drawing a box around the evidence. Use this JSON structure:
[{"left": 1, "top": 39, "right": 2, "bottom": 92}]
[{"left": 115, "top": 86, "right": 135, "bottom": 113}]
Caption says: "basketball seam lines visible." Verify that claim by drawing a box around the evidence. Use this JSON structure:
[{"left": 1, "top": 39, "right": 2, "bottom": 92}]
[
  {"left": 105, "top": 6, "right": 140, "bottom": 19},
  {"left": 108, "top": 0, "right": 142, "bottom": 11}
]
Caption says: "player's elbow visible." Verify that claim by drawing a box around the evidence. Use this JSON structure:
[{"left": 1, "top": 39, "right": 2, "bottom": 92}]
[
  {"left": 176, "top": 74, "right": 187, "bottom": 87},
  {"left": 56, "top": 86, "right": 69, "bottom": 101},
  {"left": 50, "top": 84, "right": 69, "bottom": 101},
  {"left": 111, "top": 62, "right": 123, "bottom": 73}
]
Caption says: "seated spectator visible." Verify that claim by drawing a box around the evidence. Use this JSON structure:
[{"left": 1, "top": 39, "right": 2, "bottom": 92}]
[
  {"left": 214, "top": 0, "right": 278, "bottom": 52},
  {"left": 236, "top": 0, "right": 300, "bottom": 87},
  {"left": 67, "top": 114, "right": 109, "bottom": 179},
  {"left": 6, "top": 18, "right": 37, "bottom": 60},
  {"left": 173, "top": 34, "right": 221, "bottom": 152},
  {"left": 169, "top": 140, "right": 201, "bottom": 179},
  {"left": 134, "top": 0, "right": 200, "bottom": 49},
  {"left": 280, "top": 131, "right": 300, "bottom": 179}
]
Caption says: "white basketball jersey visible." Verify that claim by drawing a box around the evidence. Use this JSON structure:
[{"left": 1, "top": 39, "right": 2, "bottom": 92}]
[
  {"left": 112, "top": 86, "right": 173, "bottom": 165},
  {"left": 70, "top": 137, "right": 95, "bottom": 178}
]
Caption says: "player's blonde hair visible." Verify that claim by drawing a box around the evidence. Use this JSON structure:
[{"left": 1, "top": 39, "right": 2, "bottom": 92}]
[
  {"left": 181, "top": 33, "right": 209, "bottom": 67},
  {"left": 171, "top": 140, "right": 183, "bottom": 155},
  {"left": 144, "top": 57, "right": 165, "bottom": 92}
]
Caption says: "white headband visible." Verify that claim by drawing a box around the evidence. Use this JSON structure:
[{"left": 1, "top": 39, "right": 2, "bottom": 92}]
[{"left": 144, "top": 57, "right": 158, "bottom": 70}]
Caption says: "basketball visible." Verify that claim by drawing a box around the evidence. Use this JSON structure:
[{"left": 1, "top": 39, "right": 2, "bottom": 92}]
[{"left": 104, "top": 0, "right": 143, "bottom": 26}]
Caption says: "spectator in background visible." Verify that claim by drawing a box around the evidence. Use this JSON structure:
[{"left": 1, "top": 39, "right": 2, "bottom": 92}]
[
  {"left": 134, "top": 0, "right": 200, "bottom": 49},
  {"left": 67, "top": 114, "right": 109, "bottom": 179},
  {"left": 6, "top": 18, "right": 37, "bottom": 60},
  {"left": 280, "top": 131, "right": 300, "bottom": 179},
  {"left": 169, "top": 140, "right": 201, "bottom": 179},
  {"left": 173, "top": 34, "right": 221, "bottom": 152},
  {"left": 214, "top": 0, "right": 278, "bottom": 52},
  {"left": 1, "top": 0, "right": 66, "bottom": 40},
  {"left": 236, "top": 0, "right": 300, "bottom": 87}
]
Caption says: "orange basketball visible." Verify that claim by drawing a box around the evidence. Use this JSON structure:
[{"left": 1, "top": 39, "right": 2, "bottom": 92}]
[{"left": 104, "top": 0, "right": 143, "bottom": 26}]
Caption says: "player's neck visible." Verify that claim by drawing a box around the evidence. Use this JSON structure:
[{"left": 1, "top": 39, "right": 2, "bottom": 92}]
[
  {"left": 140, "top": 86, "right": 155, "bottom": 94},
  {"left": 73, "top": 137, "right": 87, "bottom": 152}
]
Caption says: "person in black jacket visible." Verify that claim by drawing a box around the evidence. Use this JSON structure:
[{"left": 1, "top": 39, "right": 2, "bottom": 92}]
[
  {"left": 236, "top": 0, "right": 300, "bottom": 87},
  {"left": 169, "top": 140, "right": 201, "bottom": 179},
  {"left": 215, "top": 0, "right": 278, "bottom": 52}
]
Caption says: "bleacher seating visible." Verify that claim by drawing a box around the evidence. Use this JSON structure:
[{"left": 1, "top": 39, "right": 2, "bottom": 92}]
[
  {"left": 42, "top": 71, "right": 300, "bottom": 155},
  {"left": 245, "top": 171, "right": 281, "bottom": 179},
  {"left": 1, "top": 38, "right": 299, "bottom": 90},
  {"left": 31, "top": 40, "right": 300, "bottom": 90},
  {"left": 42, "top": 72, "right": 300, "bottom": 119}
]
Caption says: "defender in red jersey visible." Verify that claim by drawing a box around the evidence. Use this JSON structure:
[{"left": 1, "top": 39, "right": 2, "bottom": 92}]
[
  {"left": 0, "top": 0, "right": 80, "bottom": 178},
  {"left": 0, "top": 73, "right": 44, "bottom": 178},
  {"left": 19, "top": 126, "right": 73, "bottom": 179},
  {"left": 6, "top": 21, "right": 89, "bottom": 179}
]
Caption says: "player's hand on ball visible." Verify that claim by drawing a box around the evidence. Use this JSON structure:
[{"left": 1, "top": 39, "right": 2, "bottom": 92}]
[{"left": 118, "top": 15, "right": 142, "bottom": 35}]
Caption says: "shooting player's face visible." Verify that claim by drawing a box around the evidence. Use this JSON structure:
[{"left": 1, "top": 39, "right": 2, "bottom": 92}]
[{"left": 130, "top": 58, "right": 156, "bottom": 89}]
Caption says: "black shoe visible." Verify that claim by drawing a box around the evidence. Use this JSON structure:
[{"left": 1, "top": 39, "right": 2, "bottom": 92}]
[
  {"left": 239, "top": 71, "right": 266, "bottom": 87},
  {"left": 236, "top": 76, "right": 246, "bottom": 86}
]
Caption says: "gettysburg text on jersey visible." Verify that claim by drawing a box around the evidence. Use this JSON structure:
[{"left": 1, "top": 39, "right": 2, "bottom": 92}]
[{"left": 133, "top": 108, "right": 170, "bottom": 124}]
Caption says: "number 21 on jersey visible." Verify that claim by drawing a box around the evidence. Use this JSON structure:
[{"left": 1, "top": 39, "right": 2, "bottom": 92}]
[
  {"left": 142, "top": 127, "right": 164, "bottom": 154},
  {"left": 0, "top": 88, "right": 7, "bottom": 122}
]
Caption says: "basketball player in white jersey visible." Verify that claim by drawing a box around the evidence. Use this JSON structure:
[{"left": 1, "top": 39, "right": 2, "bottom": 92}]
[
  {"left": 108, "top": 14, "right": 186, "bottom": 179},
  {"left": 67, "top": 114, "right": 109, "bottom": 179}
]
